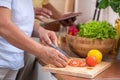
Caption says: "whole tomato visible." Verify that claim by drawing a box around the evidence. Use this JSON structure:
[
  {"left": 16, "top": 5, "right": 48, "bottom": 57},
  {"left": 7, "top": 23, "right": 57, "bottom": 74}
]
[{"left": 86, "top": 56, "right": 97, "bottom": 66}]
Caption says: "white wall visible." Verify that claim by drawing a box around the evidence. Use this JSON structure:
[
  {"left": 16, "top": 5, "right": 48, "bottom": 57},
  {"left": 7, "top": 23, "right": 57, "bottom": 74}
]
[
  {"left": 74, "top": 0, "right": 96, "bottom": 24},
  {"left": 74, "top": 0, "right": 119, "bottom": 25},
  {"left": 101, "top": 7, "right": 119, "bottom": 26},
  {"left": 50, "top": 0, "right": 65, "bottom": 13},
  {"left": 50, "top": 0, "right": 74, "bottom": 13}
]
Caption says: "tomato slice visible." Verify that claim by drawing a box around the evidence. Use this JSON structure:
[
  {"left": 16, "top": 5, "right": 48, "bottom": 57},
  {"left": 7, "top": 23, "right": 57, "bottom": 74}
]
[
  {"left": 68, "top": 59, "right": 83, "bottom": 67},
  {"left": 79, "top": 62, "right": 86, "bottom": 67}
]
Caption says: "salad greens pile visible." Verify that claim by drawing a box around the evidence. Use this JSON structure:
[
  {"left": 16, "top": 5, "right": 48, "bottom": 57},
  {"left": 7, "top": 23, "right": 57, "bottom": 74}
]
[{"left": 78, "top": 21, "right": 118, "bottom": 39}]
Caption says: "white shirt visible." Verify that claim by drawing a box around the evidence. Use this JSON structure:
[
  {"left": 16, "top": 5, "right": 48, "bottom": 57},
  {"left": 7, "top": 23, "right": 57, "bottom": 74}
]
[{"left": 0, "top": 0, "right": 34, "bottom": 70}]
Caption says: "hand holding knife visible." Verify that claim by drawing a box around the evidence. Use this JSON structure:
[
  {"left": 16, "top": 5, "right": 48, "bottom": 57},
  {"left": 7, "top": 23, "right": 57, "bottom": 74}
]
[{"left": 48, "top": 43, "right": 70, "bottom": 58}]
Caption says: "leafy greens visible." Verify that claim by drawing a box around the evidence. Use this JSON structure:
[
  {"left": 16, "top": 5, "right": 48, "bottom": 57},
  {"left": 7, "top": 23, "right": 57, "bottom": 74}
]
[{"left": 78, "top": 21, "right": 117, "bottom": 39}]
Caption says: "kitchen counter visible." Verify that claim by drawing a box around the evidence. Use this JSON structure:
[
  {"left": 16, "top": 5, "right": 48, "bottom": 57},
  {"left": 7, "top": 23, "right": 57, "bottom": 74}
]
[
  {"left": 52, "top": 38, "right": 120, "bottom": 80},
  {"left": 54, "top": 59, "right": 120, "bottom": 80}
]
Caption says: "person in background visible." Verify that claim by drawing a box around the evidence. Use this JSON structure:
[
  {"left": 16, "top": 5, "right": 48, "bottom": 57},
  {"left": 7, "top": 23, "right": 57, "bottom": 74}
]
[
  {"left": 33, "top": 0, "right": 76, "bottom": 26},
  {"left": 0, "top": 0, "right": 68, "bottom": 80}
]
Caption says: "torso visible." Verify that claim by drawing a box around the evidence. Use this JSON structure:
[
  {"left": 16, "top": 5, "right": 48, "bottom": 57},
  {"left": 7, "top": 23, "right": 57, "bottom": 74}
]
[{"left": 0, "top": 0, "right": 34, "bottom": 70}]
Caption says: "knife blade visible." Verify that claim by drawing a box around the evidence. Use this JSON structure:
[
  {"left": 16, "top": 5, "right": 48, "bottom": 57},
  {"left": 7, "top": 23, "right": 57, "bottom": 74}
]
[{"left": 48, "top": 43, "right": 69, "bottom": 58}]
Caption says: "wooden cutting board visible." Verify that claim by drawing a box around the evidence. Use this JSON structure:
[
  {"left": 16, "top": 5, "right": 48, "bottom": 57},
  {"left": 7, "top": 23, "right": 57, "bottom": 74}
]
[{"left": 42, "top": 58, "right": 111, "bottom": 78}]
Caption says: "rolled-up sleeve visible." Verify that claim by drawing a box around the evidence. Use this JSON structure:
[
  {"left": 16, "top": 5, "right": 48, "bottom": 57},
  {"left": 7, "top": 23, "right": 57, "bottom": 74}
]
[{"left": 0, "top": 0, "right": 12, "bottom": 9}]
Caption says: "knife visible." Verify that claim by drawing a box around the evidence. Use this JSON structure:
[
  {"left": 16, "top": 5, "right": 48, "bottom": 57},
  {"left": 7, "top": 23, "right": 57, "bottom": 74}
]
[{"left": 48, "top": 43, "right": 69, "bottom": 58}]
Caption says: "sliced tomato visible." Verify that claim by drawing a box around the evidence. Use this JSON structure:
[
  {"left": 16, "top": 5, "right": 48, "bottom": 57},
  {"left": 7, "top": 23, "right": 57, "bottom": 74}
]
[
  {"left": 68, "top": 59, "right": 83, "bottom": 67},
  {"left": 79, "top": 62, "right": 87, "bottom": 67},
  {"left": 86, "top": 56, "right": 97, "bottom": 67}
]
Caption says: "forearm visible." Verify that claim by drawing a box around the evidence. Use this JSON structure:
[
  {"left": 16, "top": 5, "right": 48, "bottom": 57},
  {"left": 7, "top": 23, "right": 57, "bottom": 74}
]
[
  {"left": 43, "top": 3, "right": 63, "bottom": 19},
  {"left": 0, "top": 7, "right": 44, "bottom": 56},
  {"left": 0, "top": 21, "right": 44, "bottom": 56},
  {"left": 31, "top": 22, "right": 40, "bottom": 37},
  {"left": 32, "top": 22, "right": 45, "bottom": 38}
]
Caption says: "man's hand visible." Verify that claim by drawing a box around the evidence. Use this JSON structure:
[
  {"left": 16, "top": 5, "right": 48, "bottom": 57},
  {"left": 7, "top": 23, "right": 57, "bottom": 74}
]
[
  {"left": 38, "top": 26, "right": 58, "bottom": 46},
  {"left": 38, "top": 46, "right": 68, "bottom": 67},
  {"left": 34, "top": 7, "right": 52, "bottom": 22},
  {"left": 34, "top": 5, "right": 80, "bottom": 26},
  {"left": 59, "top": 12, "right": 81, "bottom": 26}
]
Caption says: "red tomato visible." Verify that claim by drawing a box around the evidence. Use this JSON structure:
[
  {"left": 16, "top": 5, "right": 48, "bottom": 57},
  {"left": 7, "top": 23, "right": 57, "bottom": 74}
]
[
  {"left": 68, "top": 59, "right": 83, "bottom": 67},
  {"left": 86, "top": 56, "right": 97, "bottom": 66}
]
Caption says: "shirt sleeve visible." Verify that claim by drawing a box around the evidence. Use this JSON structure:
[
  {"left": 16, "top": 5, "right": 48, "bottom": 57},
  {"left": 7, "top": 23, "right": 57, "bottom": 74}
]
[{"left": 0, "top": 0, "right": 12, "bottom": 9}]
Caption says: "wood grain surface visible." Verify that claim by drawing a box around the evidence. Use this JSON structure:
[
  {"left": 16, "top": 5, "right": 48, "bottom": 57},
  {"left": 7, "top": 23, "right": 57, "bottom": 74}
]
[{"left": 42, "top": 58, "right": 111, "bottom": 78}]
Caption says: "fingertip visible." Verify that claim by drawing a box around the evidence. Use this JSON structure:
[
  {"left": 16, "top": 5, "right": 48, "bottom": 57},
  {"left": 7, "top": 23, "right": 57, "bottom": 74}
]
[
  {"left": 49, "top": 12, "right": 53, "bottom": 15},
  {"left": 56, "top": 63, "right": 64, "bottom": 68},
  {"left": 46, "top": 15, "right": 50, "bottom": 18},
  {"left": 53, "top": 42, "right": 58, "bottom": 46},
  {"left": 47, "top": 41, "right": 52, "bottom": 45},
  {"left": 64, "top": 58, "right": 69, "bottom": 64},
  {"left": 63, "top": 61, "right": 68, "bottom": 67}
]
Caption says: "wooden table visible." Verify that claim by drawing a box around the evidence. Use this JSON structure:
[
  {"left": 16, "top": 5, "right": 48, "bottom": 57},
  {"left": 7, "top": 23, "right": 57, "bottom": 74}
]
[{"left": 53, "top": 38, "right": 120, "bottom": 80}]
